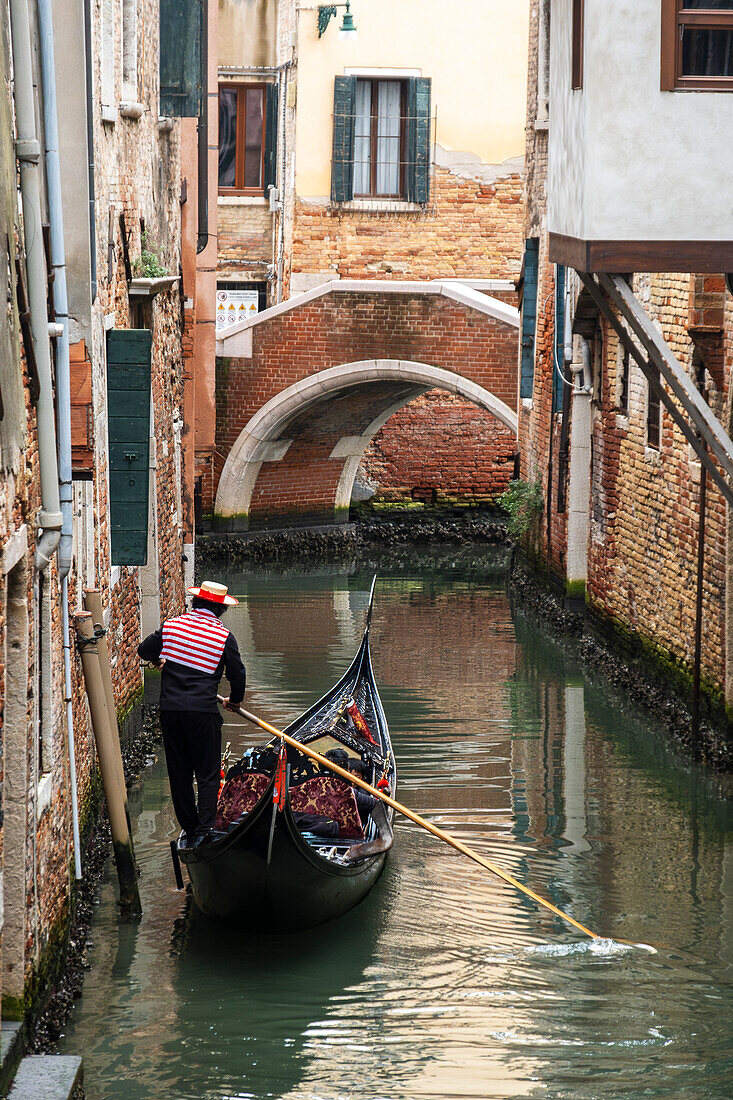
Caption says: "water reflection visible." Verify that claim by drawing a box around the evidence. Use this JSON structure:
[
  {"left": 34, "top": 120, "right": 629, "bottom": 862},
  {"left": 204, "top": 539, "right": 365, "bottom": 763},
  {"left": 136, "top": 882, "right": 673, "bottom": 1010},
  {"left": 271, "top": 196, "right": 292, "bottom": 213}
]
[{"left": 61, "top": 557, "right": 733, "bottom": 1099}]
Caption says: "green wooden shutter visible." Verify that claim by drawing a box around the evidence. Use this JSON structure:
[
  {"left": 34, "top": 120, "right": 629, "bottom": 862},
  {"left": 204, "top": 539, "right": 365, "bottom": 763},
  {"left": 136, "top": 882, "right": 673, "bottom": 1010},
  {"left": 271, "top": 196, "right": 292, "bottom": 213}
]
[
  {"left": 107, "top": 329, "right": 152, "bottom": 566},
  {"left": 264, "top": 83, "right": 279, "bottom": 197},
  {"left": 519, "top": 239, "right": 539, "bottom": 400},
  {"left": 159, "top": 0, "right": 203, "bottom": 117},
  {"left": 406, "top": 77, "right": 431, "bottom": 204},
  {"left": 331, "top": 76, "right": 356, "bottom": 203},
  {"left": 553, "top": 264, "right": 566, "bottom": 414}
]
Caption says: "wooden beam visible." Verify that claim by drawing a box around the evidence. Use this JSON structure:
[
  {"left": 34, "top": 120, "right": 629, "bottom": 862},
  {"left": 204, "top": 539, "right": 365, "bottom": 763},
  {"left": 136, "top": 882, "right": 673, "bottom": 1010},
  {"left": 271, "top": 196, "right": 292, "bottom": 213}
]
[
  {"left": 578, "top": 273, "right": 733, "bottom": 510},
  {"left": 600, "top": 274, "right": 733, "bottom": 485}
]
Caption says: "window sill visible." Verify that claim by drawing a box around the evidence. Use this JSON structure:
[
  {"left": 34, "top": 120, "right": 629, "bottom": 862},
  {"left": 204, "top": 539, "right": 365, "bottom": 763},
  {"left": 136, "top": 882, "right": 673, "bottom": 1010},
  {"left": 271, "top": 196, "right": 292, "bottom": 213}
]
[
  {"left": 101, "top": 105, "right": 117, "bottom": 125},
  {"left": 218, "top": 195, "right": 269, "bottom": 206},
  {"left": 644, "top": 446, "right": 662, "bottom": 465},
  {"left": 332, "top": 198, "right": 425, "bottom": 214}
]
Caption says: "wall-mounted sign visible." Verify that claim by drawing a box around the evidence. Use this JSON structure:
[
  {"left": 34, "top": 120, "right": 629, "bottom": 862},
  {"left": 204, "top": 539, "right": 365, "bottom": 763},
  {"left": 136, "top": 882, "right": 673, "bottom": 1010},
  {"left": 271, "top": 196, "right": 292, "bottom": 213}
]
[{"left": 216, "top": 288, "right": 259, "bottom": 333}]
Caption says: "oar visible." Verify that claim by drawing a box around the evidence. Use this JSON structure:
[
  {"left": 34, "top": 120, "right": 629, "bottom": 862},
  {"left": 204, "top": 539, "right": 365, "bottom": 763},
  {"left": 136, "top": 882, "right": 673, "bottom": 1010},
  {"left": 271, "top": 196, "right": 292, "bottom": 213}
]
[{"left": 218, "top": 696, "right": 600, "bottom": 941}]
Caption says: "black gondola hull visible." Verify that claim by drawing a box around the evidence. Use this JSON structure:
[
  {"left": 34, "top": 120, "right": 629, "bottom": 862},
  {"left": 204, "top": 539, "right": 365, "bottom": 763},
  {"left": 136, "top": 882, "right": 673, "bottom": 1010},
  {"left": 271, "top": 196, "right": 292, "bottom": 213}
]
[{"left": 181, "top": 792, "right": 388, "bottom": 931}]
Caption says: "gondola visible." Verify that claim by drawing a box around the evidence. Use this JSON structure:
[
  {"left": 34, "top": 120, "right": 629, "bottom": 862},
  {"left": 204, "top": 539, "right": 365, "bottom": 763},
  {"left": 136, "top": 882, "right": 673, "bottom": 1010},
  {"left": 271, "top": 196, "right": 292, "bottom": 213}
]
[{"left": 177, "top": 578, "right": 396, "bottom": 931}]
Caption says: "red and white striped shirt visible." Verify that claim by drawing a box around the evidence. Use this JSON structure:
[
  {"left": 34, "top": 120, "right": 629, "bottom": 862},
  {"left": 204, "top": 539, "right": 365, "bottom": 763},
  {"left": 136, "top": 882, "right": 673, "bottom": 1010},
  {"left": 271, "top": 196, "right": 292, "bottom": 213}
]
[{"left": 160, "top": 609, "right": 230, "bottom": 674}]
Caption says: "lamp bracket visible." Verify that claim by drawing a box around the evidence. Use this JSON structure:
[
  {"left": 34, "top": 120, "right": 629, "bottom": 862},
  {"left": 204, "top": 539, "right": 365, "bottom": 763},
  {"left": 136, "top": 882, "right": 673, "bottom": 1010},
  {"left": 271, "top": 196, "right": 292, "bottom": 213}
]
[{"left": 317, "top": 6, "right": 338, "bottom": 37}]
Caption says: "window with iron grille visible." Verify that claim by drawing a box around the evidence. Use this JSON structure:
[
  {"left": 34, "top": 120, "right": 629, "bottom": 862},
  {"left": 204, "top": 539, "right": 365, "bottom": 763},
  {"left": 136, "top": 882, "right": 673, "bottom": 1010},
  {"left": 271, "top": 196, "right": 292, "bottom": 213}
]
[
  {"left": 647, "top": 373, "right": 662, "bottom": 449},
  {"left": 331, "top": 75, "right": 432, "bottom": 204},
  {"left": 662, "top": 1, "right": 733, "bottom": 90}
]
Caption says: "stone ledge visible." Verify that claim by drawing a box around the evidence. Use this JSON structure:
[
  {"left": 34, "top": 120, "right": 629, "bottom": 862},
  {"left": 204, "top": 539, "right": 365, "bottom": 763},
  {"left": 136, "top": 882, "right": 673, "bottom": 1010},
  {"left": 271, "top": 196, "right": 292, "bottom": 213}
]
[{"left": 7, "top": 1055, "right": 82, "bottom": 1100}]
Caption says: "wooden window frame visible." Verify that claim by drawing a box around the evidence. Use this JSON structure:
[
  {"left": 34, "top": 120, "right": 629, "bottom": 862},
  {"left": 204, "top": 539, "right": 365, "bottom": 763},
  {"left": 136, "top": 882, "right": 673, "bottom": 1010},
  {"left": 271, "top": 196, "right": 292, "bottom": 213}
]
[
  {"left": 571, "top": 0, "right": 584, "bottom": 90},
  {"left": 218, "top": 82, "right": 267, "bottom": 195},
  {"left": 354, "top": 78, "right": 407, "bottom": 200},
  {"left": 661, "top": 1, "right": 733, "bottom": 91}
]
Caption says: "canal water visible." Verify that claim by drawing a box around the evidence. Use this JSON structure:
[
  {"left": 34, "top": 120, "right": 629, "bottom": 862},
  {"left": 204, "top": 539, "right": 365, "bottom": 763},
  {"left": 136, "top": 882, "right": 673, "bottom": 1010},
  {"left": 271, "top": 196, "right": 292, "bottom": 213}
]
[{"left": 60, "top": 552, "right": 733, "bottom": 1099}]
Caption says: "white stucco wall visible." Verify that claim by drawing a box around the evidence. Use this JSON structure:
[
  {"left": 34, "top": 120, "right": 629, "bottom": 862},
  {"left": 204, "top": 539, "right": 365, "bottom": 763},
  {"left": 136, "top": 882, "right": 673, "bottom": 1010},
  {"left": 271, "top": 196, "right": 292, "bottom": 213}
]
[{"left": 549, "top": 0, "right": 733, "bottom": 243}]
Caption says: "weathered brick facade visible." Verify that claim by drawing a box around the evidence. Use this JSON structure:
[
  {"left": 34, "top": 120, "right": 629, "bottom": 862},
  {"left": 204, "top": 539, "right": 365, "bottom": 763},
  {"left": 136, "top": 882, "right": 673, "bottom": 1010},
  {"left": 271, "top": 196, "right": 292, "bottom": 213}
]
[
  {"left": 0, "top": 0, "right": 187, "bottom": 1036},
  {"left": 519, "top": 0, "right": 732, "bottom": 724}
]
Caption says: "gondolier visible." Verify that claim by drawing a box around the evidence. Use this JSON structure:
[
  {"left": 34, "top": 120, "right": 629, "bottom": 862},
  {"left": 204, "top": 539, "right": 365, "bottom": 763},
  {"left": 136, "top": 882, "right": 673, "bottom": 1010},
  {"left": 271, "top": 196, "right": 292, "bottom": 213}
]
[{"left": 139, "top": 580, "right": 246, "bottom": 845}]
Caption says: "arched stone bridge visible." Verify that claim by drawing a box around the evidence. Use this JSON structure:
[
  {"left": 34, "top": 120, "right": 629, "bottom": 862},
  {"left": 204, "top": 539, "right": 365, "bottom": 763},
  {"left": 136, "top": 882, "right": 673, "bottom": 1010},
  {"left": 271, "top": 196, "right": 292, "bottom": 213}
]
[{"left": 211, "top": 280, "right": 520, "bottom": 529}]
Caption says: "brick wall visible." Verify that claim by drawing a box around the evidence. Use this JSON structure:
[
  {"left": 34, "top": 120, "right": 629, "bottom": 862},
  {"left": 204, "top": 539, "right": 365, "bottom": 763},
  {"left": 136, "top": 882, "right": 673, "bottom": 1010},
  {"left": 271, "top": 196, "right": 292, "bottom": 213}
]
[
  {"left": 360, "top": 389, "right": 518, "bottom": 506},
  {"left": 211, "top": 289, "right": 519, "bottom": 524},
  {"left": 289, "top": 165, "right": 524, "bottom": 285},
  {"left": 217, "top": 199, "right": 273, "bottom": 283}
]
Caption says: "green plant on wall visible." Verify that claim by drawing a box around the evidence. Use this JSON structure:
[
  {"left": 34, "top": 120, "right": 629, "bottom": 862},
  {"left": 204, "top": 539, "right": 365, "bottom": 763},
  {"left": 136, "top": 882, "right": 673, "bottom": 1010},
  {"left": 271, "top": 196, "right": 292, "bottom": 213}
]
[
  {"left": 133, "top": 231, "right": 169, "bottom": 278},
  {"left": 498, "top": 477, "right": 544, "bottom": 540}
]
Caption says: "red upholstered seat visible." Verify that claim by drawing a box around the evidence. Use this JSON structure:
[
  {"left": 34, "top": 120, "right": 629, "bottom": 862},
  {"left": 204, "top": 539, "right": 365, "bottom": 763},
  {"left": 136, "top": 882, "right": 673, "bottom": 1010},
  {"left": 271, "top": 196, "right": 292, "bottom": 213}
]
[
  {"left": 290, "top": 776, "right": 364, "bottom": 839},
  {"left": 215, "top": 772, "right": 270, "bottom": 830}
]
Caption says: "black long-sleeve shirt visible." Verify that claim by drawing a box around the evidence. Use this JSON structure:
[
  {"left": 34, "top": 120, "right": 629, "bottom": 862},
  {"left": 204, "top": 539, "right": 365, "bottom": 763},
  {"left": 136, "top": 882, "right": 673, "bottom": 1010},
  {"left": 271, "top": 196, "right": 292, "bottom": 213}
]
[{"left": 138, "top": 619, "right": 246, "bottom": 713}]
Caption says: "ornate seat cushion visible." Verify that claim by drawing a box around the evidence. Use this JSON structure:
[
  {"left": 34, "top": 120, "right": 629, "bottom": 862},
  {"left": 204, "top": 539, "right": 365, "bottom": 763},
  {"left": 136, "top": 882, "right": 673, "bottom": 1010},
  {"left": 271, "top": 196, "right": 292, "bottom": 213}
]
[
  {"left": 290, "top": 776, "right": 364, "bottom": 839},
  {"left": 215, "top": 772, "right": 270, "bottom": 830}
]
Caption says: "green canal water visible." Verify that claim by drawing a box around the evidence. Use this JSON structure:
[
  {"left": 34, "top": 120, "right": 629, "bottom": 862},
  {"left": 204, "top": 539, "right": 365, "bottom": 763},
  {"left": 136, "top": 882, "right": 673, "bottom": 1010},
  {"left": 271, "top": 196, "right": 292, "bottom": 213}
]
[{"left": 60, "top": 553, "right": 733, "bottom": 1099}]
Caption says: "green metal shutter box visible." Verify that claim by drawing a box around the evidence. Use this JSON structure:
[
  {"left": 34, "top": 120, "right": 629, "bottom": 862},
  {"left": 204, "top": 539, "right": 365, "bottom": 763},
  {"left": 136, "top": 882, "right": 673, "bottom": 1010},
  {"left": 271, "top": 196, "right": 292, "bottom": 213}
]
[
  {"left": 519, "top": 239, "right": 539, "bottom": 400},
  {"left": 159, "top": 0, "right": 203, "bottom": 117},
  {"left": 331, "top": 76, "right": 356, "bottom": 203},
  {"left": 107, "top": 329, "right": 152, "bottom": 566}
]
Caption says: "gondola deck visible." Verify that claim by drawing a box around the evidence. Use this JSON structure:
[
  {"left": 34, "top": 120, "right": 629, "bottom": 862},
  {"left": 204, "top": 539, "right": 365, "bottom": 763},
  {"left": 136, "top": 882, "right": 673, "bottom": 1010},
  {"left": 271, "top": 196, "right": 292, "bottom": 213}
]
[{"left": 177, "top": 579, "right": 396, "bottom": 931}]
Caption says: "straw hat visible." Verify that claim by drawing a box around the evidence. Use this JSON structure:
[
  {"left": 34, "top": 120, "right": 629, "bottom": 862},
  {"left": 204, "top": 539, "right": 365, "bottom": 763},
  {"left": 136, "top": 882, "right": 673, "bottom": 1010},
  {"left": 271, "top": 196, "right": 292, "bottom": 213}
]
[{"left": 186, "top": 580, "right": 239, "bottom": 606}]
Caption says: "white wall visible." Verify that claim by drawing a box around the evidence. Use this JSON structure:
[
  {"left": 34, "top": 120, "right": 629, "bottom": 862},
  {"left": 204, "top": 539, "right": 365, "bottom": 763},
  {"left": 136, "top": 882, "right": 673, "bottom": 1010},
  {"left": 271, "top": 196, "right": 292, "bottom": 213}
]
[{"left": 549, "top": 0, "right": 733, "bottom": 243}]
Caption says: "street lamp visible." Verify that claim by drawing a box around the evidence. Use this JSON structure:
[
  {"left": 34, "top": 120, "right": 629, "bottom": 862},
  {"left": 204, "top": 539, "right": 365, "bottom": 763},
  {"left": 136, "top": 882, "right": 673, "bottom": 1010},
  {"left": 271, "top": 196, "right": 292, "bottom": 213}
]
[{"left": 318, "top": 2, "right": 358, "bottom": 41}]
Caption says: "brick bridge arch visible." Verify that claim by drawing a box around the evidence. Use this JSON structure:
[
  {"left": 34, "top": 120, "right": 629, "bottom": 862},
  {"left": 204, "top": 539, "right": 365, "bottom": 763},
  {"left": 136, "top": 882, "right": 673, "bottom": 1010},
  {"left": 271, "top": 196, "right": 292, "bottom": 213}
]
[{"left": 212, "top": 282, "right": 519, "bottom": 529}]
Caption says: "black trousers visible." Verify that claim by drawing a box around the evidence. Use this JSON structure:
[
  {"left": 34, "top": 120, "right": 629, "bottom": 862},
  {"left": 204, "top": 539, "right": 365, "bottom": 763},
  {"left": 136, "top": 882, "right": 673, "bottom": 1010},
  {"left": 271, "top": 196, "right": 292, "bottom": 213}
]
[{"left": 161, "top": 710, "right": 222, "bottom": 834}]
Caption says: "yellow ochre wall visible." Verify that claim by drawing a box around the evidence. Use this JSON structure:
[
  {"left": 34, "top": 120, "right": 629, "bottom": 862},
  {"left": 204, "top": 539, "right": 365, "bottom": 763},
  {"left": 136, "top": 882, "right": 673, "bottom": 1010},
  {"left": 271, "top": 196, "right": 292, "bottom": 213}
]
[{"left": 295, "top": 0, "right": 529, "bottom": 199}]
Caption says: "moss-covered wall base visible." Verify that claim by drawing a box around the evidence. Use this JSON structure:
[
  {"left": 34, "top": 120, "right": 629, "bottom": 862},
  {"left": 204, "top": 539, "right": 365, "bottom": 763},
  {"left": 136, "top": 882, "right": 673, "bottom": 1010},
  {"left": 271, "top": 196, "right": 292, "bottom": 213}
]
[{"left": 511, "top": 551, "right": 731, "bottom": 771}]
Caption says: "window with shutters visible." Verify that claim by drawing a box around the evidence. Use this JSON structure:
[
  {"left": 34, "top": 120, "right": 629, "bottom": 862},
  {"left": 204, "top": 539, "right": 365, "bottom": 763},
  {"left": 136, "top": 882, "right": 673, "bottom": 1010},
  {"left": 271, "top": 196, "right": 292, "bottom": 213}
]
[
  {"left": 331, "top": 75, "right": 432, "bottom": 206},
  {"left": 571, "top": 0, "right": 584, "bottom": 89},
  {"left": 159, "top": 0, "right": 203, "bottom": 117},
  {"left": 519, "top": 239, "right": 539, "bottom": 400},
  {"left": 70, "top": 340, "right": 94, "bottom": 476},
  {"left": 219, "top": 83, "right": 278, "bottom": 196},
  {"left": 662, "top": 1, "right": 733, "bottom": 90}
]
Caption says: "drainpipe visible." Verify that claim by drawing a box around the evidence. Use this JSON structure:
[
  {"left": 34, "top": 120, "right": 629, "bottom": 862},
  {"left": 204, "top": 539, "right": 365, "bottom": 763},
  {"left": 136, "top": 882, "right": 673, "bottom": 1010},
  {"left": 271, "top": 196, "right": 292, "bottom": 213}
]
[
  {"left": 9, "top": 0, "right": 63, "bottom": 571},
  {"left": 196, "top": 0, "right": 209, "bottom": 254},
  {"left": 83, "top": 0, "right": 97, "bottom": 298},
  {"left": 38, "top": 0, "right": 72, "bottom": 579},
  {"left": 37, "top": 0, "right": 83, "bottom": 879}
]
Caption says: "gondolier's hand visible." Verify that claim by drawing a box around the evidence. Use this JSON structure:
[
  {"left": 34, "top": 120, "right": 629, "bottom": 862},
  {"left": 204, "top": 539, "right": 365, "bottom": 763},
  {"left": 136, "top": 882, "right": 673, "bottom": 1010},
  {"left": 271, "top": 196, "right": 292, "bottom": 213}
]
[{"left": 220, "top": 695, "right": 237, "bottom": 711}]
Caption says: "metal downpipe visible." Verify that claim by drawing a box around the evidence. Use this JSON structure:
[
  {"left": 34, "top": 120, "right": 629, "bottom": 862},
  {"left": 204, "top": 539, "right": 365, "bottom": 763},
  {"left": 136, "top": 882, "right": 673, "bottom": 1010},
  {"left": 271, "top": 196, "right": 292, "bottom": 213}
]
[
  {"left": 37, "top": 0, "right": 82, "bottom": 878},
  {"left": 9, "top": 0, "right": 62, "bottom": 571},
  {"left": 38, "top": 0, "right": 72, "bottom": 579}
]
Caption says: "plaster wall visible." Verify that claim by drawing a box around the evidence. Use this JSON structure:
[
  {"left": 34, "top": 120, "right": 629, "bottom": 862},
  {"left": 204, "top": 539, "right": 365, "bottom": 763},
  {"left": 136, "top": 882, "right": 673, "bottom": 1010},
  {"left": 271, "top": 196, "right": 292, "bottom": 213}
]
[
  {"left": 294, "top": 0, "right": 529, "bottom": 200},
  {"left": 219, "top": 0, "right": 278, "bottom": 68},
  {"left": 549, "top": 0, "right": 733, "bottom": 243}
]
